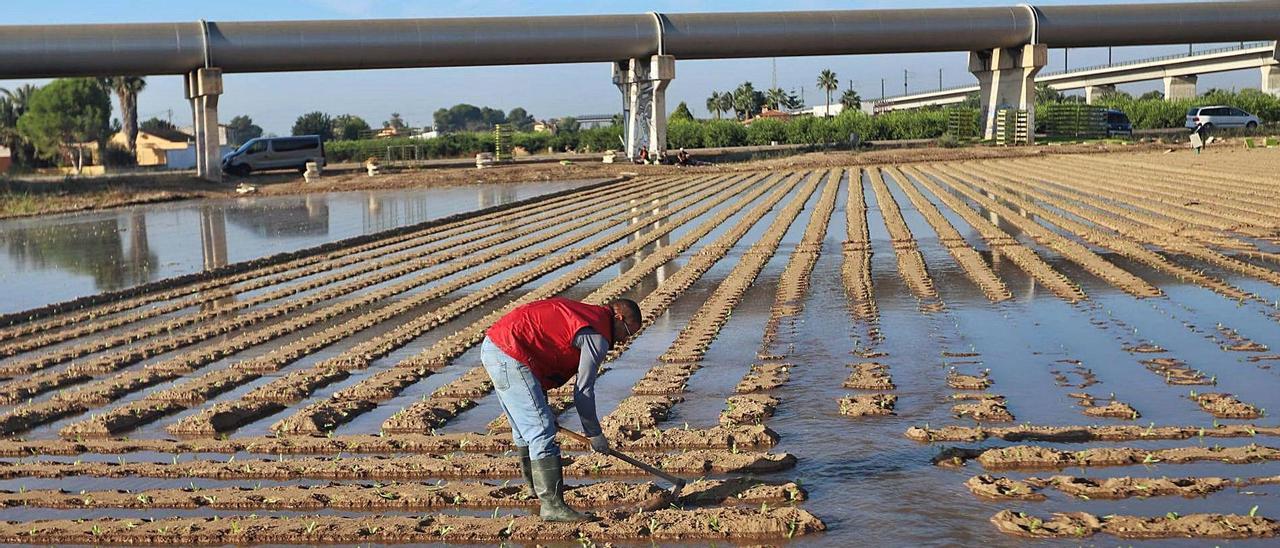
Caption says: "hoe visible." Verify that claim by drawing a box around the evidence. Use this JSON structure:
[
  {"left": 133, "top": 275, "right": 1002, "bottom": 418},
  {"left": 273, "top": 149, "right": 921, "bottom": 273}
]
[{"left": 559, "top": 426, "right": 687, "bottom": 500}]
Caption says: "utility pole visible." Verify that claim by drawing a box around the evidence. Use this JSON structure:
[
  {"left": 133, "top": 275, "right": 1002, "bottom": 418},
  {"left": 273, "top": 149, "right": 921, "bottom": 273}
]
[
  {"left": 771, "top": 58, "right": 777, "bottom": 91},
  {"left": 938, "top": 68, "right": 943, "bottom": 91},
  {"left": 1064, "top": 48, "right": 1069, "bottom": 71},
  {"left": 903, "top": 69, "right": 908, "bottom": 95},
  {"left": 1107, "top": 47, "right": 1112, "bottom": 66},
  {"left": 880, "top": 78, "right": 885, "bottom": 100}
]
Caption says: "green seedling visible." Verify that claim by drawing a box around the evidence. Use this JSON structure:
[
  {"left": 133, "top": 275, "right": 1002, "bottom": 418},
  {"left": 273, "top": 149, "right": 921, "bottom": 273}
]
[
  {"left": 305, "top": 521, "right": 318, "bottom": 535},
  {"left": 1250, "top": 505, "right": 1260, "bottom": 518}
]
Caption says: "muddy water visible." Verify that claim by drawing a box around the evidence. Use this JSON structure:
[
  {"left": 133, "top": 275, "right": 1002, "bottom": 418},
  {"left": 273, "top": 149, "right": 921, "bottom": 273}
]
[
  {"left": 3, "top": 169, "right": 1280, "bottom": 546},
  {"left": 0, "top": 181, "right": 590, "bottom": 314}
]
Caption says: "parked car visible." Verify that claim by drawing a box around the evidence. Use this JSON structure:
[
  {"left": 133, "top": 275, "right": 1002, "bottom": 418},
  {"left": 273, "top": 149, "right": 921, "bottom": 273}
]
[
  {"left": 1185, "top": 106, "right": 1261, "bottom": 131},
  {"left": 222, "top": 135, "right": 326, "bottom": 176},
  {"left": 1105, "top": 109, "right": 1133, "bottom": 137}
]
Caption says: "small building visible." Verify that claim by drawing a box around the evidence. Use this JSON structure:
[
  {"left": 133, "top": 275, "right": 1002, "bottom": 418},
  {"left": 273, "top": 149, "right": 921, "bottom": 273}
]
[
  {"left": 112, "top": 127, "right": 193, "bottom": 167},
  {"left": 0, "top": 145, "right": 11, "bottom": 173},
  {"left": 745, "top": 109, "right": 793, "bottom": 125},
  {"left": 533, "top": 120, "right": 557, "bottom": 134}
]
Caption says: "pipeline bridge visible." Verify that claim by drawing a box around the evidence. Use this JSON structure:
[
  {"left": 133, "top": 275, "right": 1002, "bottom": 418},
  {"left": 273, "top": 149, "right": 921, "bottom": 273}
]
[
  {"left": 1, "top": 1, "right": 1278, "bottom": 181},
  {"left": 876, "top": 40, "right": 1280, "bottom": 111}
]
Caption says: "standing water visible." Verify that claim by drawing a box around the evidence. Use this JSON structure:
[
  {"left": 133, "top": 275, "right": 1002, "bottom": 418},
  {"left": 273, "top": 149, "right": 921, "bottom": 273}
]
[{"left": 0, "top": 181, "right": 591, "bottom": 313}]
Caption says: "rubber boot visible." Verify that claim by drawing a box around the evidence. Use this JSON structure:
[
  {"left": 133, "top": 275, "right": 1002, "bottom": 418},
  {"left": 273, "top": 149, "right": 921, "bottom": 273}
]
[
  {"left": 518, "top": 446, "right": 537, "bottom": 500},
  {"left": 530, "top": 455, "right": 592, "bottom": 522}
]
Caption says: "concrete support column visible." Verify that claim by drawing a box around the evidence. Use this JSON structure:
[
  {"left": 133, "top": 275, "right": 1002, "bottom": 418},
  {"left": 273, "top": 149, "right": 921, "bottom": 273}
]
[
  {"left": 613, "top": 55, "right": 675, "bottom": 160},
  {"left": 969, "top": 44, "right": 1046, "bottom": 143},
  {"left": 185, "top": 67, "right": 223, "bottom": 182},
  {"left": 1163, "top": 75, "right": 1198, "bottom": 101},
  {"left": 1085, "top": 84, "right": 1116, "bottom": 104},
  {"left": 1262, "top": 65, "right": 1280, "bottom": 97}
]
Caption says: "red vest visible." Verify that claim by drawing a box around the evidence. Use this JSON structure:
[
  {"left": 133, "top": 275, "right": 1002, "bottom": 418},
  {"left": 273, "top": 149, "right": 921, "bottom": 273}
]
[{"left": 487, "top": 298, "right": 615, "bottom": 390}]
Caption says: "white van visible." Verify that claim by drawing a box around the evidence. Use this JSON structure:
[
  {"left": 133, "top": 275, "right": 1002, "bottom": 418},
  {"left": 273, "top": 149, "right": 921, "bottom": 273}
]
[
  {"left": 1185, "top": 106, "right": 1261, "bottom": 131},
  {"left": 221, "top": 135, "right": 326, "bottom": 176}
]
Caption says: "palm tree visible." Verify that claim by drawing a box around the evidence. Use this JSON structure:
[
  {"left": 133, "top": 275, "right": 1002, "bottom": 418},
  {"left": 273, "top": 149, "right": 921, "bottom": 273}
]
[
  {"left": 765, "top": 87, "right": 789, "bottom": 111},
  {"left": 817, "top": 69, "right": 839, "bottom": 117},
  {"left": 706, "top": 92, "right": 722, "bottom": 120},
  {"left": 731, "top": 82, "right": 758, "bottom": 120},
  {"left": 840, "top": 88, "right": 862, "bottom": 112},
  {"left": 716, "top": 92, "right": 734, "bottom": 121},
  {"left": 109, "top": 76, "right": 147, "bottom": 155},
  {"left": 1, "top": 84, "right": 39, "bottom": 168}
]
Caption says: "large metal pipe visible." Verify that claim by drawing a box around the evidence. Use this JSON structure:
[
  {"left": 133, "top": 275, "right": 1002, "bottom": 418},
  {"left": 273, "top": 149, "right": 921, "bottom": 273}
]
[{"left": 1, "top": 1, "right": 1278, "bottom": 79}]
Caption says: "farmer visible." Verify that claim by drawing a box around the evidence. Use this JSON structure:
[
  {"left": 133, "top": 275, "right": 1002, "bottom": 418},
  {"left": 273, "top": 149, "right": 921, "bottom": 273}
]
[{"left": 481, "top": 296, "right": 643, "bottom": 522}]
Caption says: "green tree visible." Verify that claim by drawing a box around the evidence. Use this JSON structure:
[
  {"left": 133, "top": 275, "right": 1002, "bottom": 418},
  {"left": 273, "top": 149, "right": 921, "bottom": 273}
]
[
  {"left": 717, "top": 92, "right": 734, "bottom": 120},
  {"left": 817, "top": 69, "right": 839, "bottom": 117},
  {"left": 703, "top": 119, "right": 747, "bottom": 147},
  {"left": 292, "top": 111, "right": 334, "bottom": 140},
  {"left": 670, "top": 101, "right": 695, "bottom": 122},
  {"left": 0, "top": 95, "right": 19, "bottom": 171},
  {"left": 731, "top": 82, "right": 764, "bottom": 120},
  {"left": 1035, "top": 83, "right": 1064, "bottom": 104},
  {"left": 706, "top": 91, "right": 723, "bottom": 120},
  {"left": 507, "top": 107, "right": 536, "bottom": 131},
  {"left": 16, "top": 78, "right": 111, "bottom": 173},
  {"left": 1138, "top": 90, "right": 1165, "bottom": 101},
  {"left": 765, "top": 87, "right": 788, "bottom": 111},
  {"left": 107, "top": 76, "right": 146, "bottom": 156},
  {"left": 385, "top": 112, "right": 408, "bottom": 131},
  {"left": 746, "top": 118, "right": 786, "bottom": 145},
  {"left": 140, "top": 117, "right": 178, "bottom": 134},
  {"left": 331, "top": 114, "right": 371, "bottom": 141},
  {"left": 666, "top": 119, "right": 703, "bottom": 149},
  {"left": 840, "top": 88, "right": 862, "bottom": 112},
  {"left": 558, "top": 116, "right": 580, "bottom": 133},
  {"left": 226, "top": 115, "right": 263, "bottom": 146}
]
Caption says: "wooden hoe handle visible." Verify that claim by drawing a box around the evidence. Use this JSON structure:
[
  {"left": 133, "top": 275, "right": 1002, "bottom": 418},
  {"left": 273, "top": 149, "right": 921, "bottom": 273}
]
[{"left": 557, "top": 427, "right": 687, "bottom": 489}]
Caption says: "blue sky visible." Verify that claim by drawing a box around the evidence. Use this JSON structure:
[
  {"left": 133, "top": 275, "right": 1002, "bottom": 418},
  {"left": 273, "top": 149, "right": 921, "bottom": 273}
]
[{"left": 0, "top": 0, "right": 1265, "bottom": 134}]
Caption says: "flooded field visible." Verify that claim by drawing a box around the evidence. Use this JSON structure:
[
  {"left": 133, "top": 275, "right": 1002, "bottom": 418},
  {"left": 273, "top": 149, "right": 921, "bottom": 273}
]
[
  {"left": 0, "top": 181, "right": 587, "bottom": 314},
  {"left": 0, "top": 149, "right": 1278, "bottom": 544}
]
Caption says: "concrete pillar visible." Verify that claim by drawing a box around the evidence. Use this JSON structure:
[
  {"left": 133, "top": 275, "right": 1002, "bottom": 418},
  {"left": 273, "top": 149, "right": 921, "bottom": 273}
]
[
  {"left": 613, "top": 54, "right": 675, "bottom": 160},
  {"left": 185, "top": 67, "right": 223, "bottom": 183},
  {"left": 969, "top": 44, "right": 1046, "bottom": 143},
  {"left": 1163, "top": 75, "right": 1198, "bottom": 101},
  {"left": 1262, "top": 65, "right": 1280, "bottom": 97},
  {"left": 1085, "top": 84, "right": 1116, "bottom": 104}
]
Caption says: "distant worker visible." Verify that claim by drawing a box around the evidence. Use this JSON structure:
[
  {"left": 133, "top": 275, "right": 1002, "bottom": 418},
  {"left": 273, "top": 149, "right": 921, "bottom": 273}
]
[
  {"left": 676, "top": 148, "right": 691, "bottom": 166},
  {"left": 1190, "top": 122, "right": 1208, "bottom": 154},
  {"left": 635, "top": 146, "right": 649, "bottom": 164},
  {"left": 481, "top": 296, "right": 643, "bottom": 522}
]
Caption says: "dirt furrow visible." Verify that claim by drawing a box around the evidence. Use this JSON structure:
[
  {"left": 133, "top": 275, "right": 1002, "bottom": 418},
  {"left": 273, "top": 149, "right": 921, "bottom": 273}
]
[
  {"left": 927, "top": 163, "right": 1161, "bottom": 299},
  {"left": 0, "top": 507, "right": 825, "bottom": 544},
  {"left": 886, "top": 167, "right": 1011, "bottom": 302},
  {"left": 906, "top": 423, "right": 1280, "bottom": 443},
  {"left": 868, "top": 167, "right": 939, "bottom": 302},
  {"left": 991, "top": 510, "right": 1277, "bottom": 539},
  {"left": 901, "top": 166, "right": 1085, "bottom": 302},
  {"left": 0, "top": 478, "right": 803, "bottom": 511},
  {"left": 0, "top": 450, "right": 798, "bottom": 479},
  {"left": 971, "top": 159, "right": 1280, "bottom": 291},
  {"left": 965, "top": 473, "right": 1280, "bottom": 501},
  {"left": 958, "top": 443, "right": 1280, "bottom": 471}
]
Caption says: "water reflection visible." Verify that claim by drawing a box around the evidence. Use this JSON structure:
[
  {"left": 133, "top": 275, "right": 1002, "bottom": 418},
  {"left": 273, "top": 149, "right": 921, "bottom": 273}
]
[
  {"left": 477, "top": 186, "right": 518, "bottom": 209},
  {"left": 0, "top": 180, "right": 590, "bottom": 314},
  {"left": 0, "top": 213, "right": 157, "bottom": 292},
  {"left": 618, "top": 198, "right": 678, "bottom": 299},
  {"left": 223, "top": 197, "right": 329, "bottom": 237}
]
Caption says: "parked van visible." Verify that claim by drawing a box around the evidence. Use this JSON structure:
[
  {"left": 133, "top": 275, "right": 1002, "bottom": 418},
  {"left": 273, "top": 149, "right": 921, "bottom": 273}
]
[
  {"left": 1185, "top": 106, "right": 1261, "bottom": 131},
  {"left": 221, "top": 135, "right": 325, "bottom": 176}
]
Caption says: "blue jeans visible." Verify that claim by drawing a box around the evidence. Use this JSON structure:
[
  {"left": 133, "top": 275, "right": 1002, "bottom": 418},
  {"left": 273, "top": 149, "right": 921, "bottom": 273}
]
[{"left": 481, "top": 336, "right": 560, "bottom": 459}]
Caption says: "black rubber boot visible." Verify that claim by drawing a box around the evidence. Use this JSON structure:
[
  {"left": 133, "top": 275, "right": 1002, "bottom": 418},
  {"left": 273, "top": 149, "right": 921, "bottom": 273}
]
[
  {"left": 530, "top": 455, "right": 592, "bottom": 522},
  {"left": 518, "top": 446, "right": 536, "bottom": 500}
]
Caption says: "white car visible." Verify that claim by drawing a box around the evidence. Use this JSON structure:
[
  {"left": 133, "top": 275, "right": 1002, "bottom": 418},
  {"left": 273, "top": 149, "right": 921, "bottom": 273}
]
[{"left": 1185, "top": 106, "right": 1261, "bottom": 131}]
